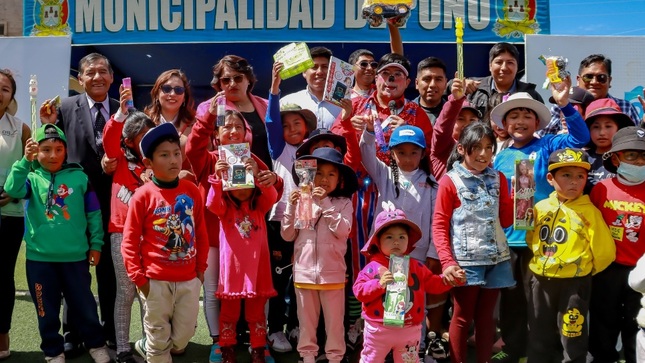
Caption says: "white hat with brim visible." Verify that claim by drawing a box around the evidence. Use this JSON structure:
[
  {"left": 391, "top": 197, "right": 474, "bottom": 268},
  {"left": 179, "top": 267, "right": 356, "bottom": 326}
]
[{"left": 489, "top": 92, "right": 551, "bottom": 131}]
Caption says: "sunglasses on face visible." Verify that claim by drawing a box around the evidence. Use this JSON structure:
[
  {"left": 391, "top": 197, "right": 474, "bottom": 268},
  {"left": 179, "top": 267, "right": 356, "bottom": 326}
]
[
  {"left": 160, "top": 85, "right": 185, "bottom": 95},
  {"left": 220, "top": 74, "right": 245, "bottom": 86},
  {"left": 617, "top": 150, "right": 645, "bottom": 162},
  {"left": 357, "top": 61, "right": 378, "bottom": 69},
  {"left": 581, "top": 73, "right": 608, "bottom": 84}
]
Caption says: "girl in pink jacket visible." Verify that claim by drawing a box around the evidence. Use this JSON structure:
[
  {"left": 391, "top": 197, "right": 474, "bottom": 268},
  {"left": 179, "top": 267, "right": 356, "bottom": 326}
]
[{"left": 281, "top": 147, "right": 358, "bottom": 363}]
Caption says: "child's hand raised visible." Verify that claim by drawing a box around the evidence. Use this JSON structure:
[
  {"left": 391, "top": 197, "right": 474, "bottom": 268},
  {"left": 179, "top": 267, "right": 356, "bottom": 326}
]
[
  {"left": 208, "top": 92, "right": 226, "bottom": 116},
  {"left": 25, "top": 138, "right": 38, "bottom": 162},
  {"left": 215, "top": 159, "right": 229, "bottom": 179},
  {"left": 550, "top": 75, "right": 572, "bottom": 107},
  {"left": 379, "top": 270, "right": 394, "bottom": 288},
  {"left": 271, "top": 62, "right": 284, "bottom": 95},
  {"left": 118, "top": 84, "right": 133, "bottom": 114},
  {"left": 442, "top": 265, "right": 466, "bottom": 286},
  {"left": 289, "top": 190, "right": 301, "bottom": 205},
  {"left": 364, "top": 115, "right": 376, "bottom": 132}
]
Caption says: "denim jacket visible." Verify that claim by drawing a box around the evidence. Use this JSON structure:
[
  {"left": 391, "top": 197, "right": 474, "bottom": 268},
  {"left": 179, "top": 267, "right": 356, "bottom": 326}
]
[{"left": 446, "top": 162, "right": 510, "bottom": 266}]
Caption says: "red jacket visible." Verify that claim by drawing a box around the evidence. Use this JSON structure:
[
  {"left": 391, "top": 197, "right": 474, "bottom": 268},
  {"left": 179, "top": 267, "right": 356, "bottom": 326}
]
[{"left": 122, "top": 179, "right": 209, "bottom": 287}]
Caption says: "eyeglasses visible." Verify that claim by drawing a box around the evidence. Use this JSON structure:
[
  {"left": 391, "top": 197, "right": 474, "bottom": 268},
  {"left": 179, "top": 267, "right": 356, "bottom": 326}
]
[
  {"left": 160, "top": 85, "right": 185, "bottom": 95},
  {"left": 220, "top": 74, "right": 245, "bottom": 85},
  {"left": 378, "top": 70, "right": 406, "bottom": 80},
  {"left": 581, "top": 73, "right": 609, "bottom": 84},
  {"left": 358, "top": 61, "right": 378, "bottom": 69},
  {"left": 617, "top": 150, "right": 645, "bottom": 161}
]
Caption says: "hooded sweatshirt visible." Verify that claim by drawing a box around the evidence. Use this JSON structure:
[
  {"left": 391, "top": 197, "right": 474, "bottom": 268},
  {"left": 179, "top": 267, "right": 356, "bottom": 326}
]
[
  {"left": 4, "top": 157, "right": 103, "bottom": 262},
  {"left": 526, "top": 192, "right": 615, "bottom": 278}
]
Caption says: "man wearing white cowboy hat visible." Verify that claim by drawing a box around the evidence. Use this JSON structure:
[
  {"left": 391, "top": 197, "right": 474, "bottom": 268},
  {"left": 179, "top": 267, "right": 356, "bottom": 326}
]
[{"left": 490, "top": 78, "right": 590, "bottom": 363}]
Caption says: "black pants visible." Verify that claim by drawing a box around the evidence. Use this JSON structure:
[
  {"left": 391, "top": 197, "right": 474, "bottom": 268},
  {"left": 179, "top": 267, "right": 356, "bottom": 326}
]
[
  {"left": 499, "top": 247, "right": 533, "bottom": 359},
  {"left": 589, "top": 262, "right": 640, "bottom": 363},
  {"left": 66, "top": 218, "right": 116, "bottom": 344},
  {"left": 527, "top": 274, "right": 591, "bottom": 363},
  {"left": 0, "top": 216, "right": 24, "bottom": 334}
]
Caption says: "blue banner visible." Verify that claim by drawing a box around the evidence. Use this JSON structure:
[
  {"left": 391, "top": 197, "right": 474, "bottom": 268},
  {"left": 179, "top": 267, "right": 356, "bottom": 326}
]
[{"left": 24, "top": 0, "right": 549, "bottom": 44}]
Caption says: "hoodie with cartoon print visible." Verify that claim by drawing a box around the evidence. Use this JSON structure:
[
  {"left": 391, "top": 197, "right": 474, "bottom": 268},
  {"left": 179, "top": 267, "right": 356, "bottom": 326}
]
[
  {"left": 4, "top": 157, "right": 103, "bottom": 262},
  {"left": 526, "top": 192, "right": 615, "bottom": 278}
]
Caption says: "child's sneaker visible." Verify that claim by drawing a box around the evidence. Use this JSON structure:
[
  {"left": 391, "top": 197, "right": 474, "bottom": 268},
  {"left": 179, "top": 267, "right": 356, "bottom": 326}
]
[
  {"left": 426, "top": 332, "right": 449, "bottom": 360},
  {"left": 210, "top": 342, "right": 223, "bottom": 363},
  {"left": 268, "top": 331, "right": 292, "bottom": 353},
  {"left": 45, "top": 353, "right": 66, "bottom": 363},
  {"left": 491, "top": 350, "right": 518, "bottom": 363},
  {"left": 88, "top": 346, "right": 111, "bottom": 363},
  {"left": 134, "top": 338, "right": 147, "bottom": 359},
  {"left": 221, "top": 346, "right": 236, "bottom": 363},
  {"left": 288, "top": 327, "right": 300, "bottom": 347},
  {"left": 115, "top": 350, "right": 137, "bottom": 363}
]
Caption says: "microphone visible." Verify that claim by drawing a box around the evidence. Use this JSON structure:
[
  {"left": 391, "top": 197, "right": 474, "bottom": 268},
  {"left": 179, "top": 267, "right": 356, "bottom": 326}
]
[{"left": 388, "top": 100, "right": 397, "bottom": 116}]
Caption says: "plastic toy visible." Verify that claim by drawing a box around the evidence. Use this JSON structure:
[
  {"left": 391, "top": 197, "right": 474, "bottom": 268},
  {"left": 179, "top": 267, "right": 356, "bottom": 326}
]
[{"left": 361, "top": 0, "right": 416, "bottom": 27}]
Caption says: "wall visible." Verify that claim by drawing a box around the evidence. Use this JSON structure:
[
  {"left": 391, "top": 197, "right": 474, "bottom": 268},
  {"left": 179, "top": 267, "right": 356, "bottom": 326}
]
[{"left": 0, "top": 0, "right": 23, "bottom": 36}]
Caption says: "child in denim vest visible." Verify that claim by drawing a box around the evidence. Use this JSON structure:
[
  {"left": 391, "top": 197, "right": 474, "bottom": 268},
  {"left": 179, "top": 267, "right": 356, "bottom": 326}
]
[{"left": 433, "top": 122, "right": 514, "bottom": 363}]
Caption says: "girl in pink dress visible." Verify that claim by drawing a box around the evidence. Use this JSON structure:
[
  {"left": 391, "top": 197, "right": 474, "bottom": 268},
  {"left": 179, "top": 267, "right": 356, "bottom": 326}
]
[{"left": 206, "top": 114, "right": 280, "bottom": 363}]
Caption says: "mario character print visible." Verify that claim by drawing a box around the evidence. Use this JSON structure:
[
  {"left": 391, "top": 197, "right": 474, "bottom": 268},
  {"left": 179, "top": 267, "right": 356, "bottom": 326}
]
[{"left": 45, "top": 183, "right": 73, "bottom": 220}]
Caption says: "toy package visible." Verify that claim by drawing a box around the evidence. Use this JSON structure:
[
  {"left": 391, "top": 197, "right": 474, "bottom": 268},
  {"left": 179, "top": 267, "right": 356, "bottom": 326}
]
[
  {"left": 322, "top": 56, "right": 355, "bottom": 106},
  {"left": 218, "top": 143, "right": 254, "bottom": 191},
  {"left": 294, "top": 159, "right": 317, "bottom": 230},
  {"left": 514, "top": 159, "right": 535, "bottom": 230},
  {"left": 539, "top": 55, "right": 569, "bottom": 91},
  {"left": 383, "top": 255, "right": 409, "bottom": 327},
  {"left": 216, "top": 95, "right": 226, "bottom": 127},
  {"left": 361, "top": 0, "right": 416, "bottom": 27},
  {"left": 273, "top": 42, "right": 314, "bottom": 80}
]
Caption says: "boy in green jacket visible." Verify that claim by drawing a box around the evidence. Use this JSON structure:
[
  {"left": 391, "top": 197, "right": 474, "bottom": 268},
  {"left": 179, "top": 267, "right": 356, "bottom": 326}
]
[{"left": 4, "top": 124, "right": 110, "bottom": 363}]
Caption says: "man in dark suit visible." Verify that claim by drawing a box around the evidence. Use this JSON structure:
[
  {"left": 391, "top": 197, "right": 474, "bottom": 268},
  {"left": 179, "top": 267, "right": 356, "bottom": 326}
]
[{"left": 41, "top": 52, "right": 118, "bottom": 353}]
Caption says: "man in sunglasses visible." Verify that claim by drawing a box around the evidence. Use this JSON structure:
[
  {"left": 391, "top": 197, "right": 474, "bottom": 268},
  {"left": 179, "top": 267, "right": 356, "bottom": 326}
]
[
  {"left": 413, "top": 57, "right": 449, "bottom": 125},
  {"left": 349, "top": 49, "right": 378, "bottom": 100},
  {"left": 281, "top": 46, "right": 341, "bottom": 129},
  {"left": 39, "top": 52, "right": 119, "bottom": 356},
  {"left": 540, "top": 54, "right": 640, "bottom": 136}
]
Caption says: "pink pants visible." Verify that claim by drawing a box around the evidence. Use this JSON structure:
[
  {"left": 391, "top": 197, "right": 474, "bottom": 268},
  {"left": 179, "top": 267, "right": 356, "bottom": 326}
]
[
  {"left": 296, "top": 288, "right": 345, "bottom": 363},
  {"left": 219, "top": 297, "right": 267, "bottom": 348},
  {"left": 361, "top": 320, "right": 421, "bottom": 363}
]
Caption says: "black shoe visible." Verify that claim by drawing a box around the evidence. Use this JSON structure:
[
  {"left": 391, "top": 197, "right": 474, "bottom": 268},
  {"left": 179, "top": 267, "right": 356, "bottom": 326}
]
[
  {"left": 115, "top": 351, "right": 137, "bottom": 363},
  {"left": 63, "top": 332, "right": 85, "bottom": 359}
]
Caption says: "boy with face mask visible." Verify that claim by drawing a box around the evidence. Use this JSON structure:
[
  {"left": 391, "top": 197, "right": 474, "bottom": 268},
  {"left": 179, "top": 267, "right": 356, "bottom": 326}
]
[{"left": 588, "top": 126, "right": 645, "bottom": 363}]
